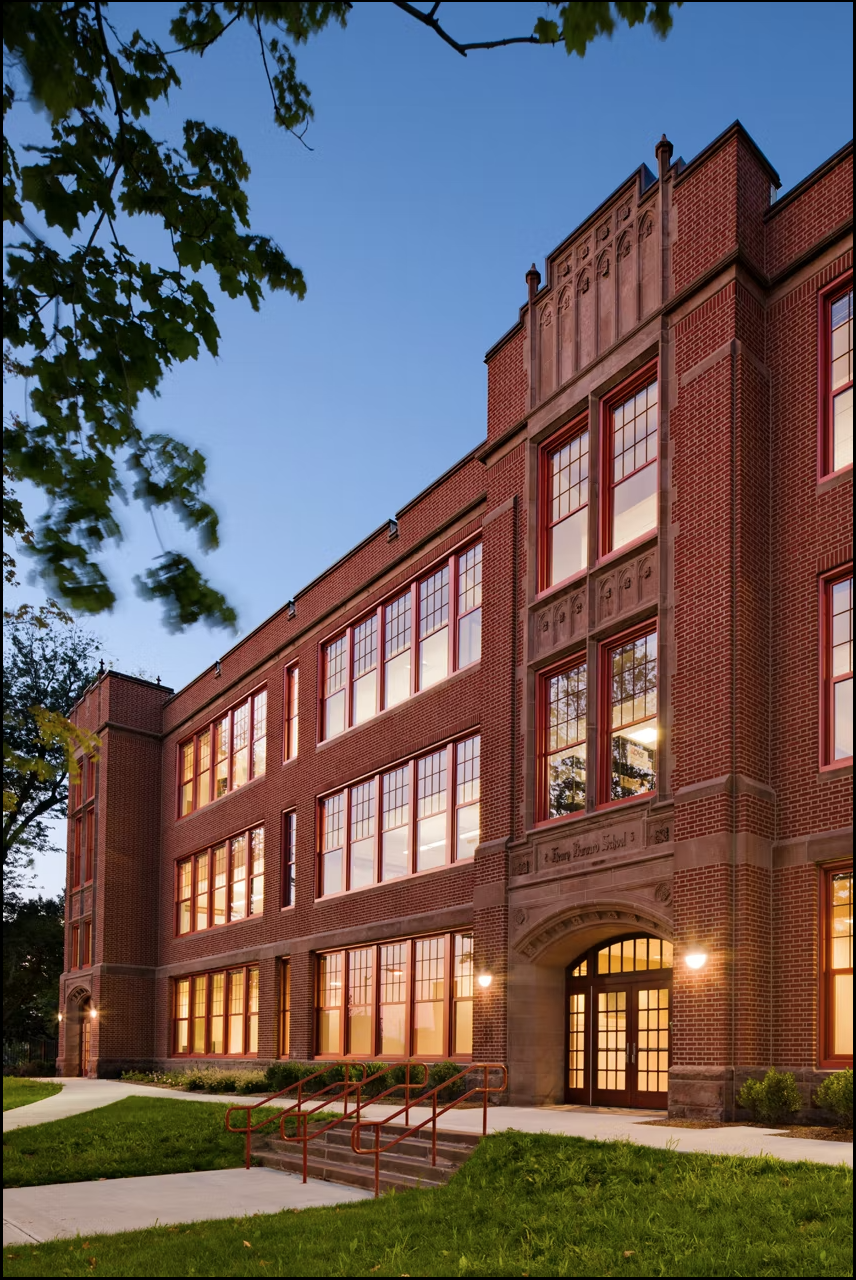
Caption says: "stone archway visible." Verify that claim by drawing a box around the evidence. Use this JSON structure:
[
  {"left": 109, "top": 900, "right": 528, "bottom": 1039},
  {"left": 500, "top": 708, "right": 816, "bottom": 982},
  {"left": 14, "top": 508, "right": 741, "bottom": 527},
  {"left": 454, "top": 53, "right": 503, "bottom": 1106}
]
[
  {"left": 63, "top": 986, "right": 92, "bottom": 1077},
  {"left": 506, "top": 901, "right": 673, "bottom": 1106}
]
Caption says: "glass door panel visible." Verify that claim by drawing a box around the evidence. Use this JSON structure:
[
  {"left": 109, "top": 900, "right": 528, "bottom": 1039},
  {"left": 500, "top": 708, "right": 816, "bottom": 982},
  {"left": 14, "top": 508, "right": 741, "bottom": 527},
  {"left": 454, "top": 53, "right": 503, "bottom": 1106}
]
[
  {"left": 636, "top": 986, "right": 670, "bottom": 1102},
  {"left": 596, "top": 989, "right": 627, "bottom": 1094}
]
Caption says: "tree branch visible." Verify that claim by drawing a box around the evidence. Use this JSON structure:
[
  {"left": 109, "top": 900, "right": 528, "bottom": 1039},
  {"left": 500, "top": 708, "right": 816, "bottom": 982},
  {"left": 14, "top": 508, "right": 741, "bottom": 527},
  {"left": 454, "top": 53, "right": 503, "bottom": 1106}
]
[
  {"left": 163, "top": 5, "right": 246, "bottom": 57},
  {"left": 391, "top": 0, "right": 556, "bottom": 56},
  {"left": 253, "top": 5, "right": 314, "bottom": 150}
]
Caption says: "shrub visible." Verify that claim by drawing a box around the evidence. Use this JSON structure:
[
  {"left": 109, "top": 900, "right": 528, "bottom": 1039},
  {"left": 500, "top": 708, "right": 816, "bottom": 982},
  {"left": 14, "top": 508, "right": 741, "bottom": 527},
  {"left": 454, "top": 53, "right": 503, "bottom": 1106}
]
[
  {"left": 427, "top": 1060, "right": 467, "bottom": 1103},
  {"left": 814, "top": 1069, "right": 853, "bottom": 1125},
  {"left": 3, "top": 1061, "right": 56, "bottom": 1078},
  {"left": 360, "top": 1062, "right": 392, "bottom": 1098},
  {"left": 736, "top": 1068, "right": 802, "bottom": 1124}
]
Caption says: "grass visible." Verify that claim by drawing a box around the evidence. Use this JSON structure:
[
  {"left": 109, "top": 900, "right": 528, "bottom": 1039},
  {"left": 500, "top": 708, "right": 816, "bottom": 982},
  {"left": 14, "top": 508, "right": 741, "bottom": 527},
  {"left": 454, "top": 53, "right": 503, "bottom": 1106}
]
[
  {"left": 3, "top": 1096, "right": 329, "bottom": 1188},
  {"left": 2, "top": 1078, "right": 62, "bottom": 1112},
  {"left": 3, "top": 1130, "right": 852, "bottom": 1277}
]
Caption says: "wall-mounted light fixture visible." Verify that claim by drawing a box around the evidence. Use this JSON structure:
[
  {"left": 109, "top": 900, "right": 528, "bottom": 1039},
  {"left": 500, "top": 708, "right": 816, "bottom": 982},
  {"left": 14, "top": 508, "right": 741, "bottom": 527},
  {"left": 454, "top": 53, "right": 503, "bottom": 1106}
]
[
  {"left": 57, "top": 1012, "right": 63, "bottom": 1023},
  {"left": 684, "top": 950, "right": 707, "bottom": 970},
  {"left": 477, "top": 972, "right": 493, "bottom": 989},
  {"left": 90, "top": 1007, "right": 98, "bottom": 1019},
  {"left": 387, "top": 518, "right": 399, "bottom": 542},
  {"left": 286, "top": 600, "right": 296, "bottom": 619}
]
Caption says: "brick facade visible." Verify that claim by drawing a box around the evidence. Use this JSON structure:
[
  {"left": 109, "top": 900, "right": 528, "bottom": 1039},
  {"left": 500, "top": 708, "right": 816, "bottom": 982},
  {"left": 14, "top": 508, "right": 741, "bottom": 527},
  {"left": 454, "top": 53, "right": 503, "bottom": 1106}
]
[{"left": 59, "top": 123, "right": 853, "bottom": 1118}]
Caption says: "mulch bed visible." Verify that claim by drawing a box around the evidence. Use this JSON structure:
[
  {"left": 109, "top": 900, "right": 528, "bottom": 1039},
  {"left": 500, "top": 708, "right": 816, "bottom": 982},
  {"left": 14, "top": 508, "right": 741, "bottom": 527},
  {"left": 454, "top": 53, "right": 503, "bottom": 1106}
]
[{"left": 639, "top": 1117, "right": 852, "bottom": 1142}]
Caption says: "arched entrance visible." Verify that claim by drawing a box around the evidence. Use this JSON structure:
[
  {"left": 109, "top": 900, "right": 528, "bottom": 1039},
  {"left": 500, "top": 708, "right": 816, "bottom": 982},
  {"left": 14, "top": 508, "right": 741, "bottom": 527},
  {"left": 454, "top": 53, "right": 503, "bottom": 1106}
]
[
  {"left": 79, "top": 996, "right": 92, "bottom": 1077},
  {"left": 566, "top": 933, "right": 673, "bottom": 1108}
]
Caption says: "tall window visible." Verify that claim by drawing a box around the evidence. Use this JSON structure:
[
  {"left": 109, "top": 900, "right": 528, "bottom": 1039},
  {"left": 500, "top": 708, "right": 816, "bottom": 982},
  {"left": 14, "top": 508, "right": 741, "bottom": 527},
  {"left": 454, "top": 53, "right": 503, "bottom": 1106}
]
[
  {"left": 824, "top": 571, "right": 853, "bottom": 764},
  {"left": 81, "top": 919, "right": 92, "bottom": 967},
  {"left": 282, "top": 811, "right": 296, "bottom": 907},
  {"left": 317, "top": 932, "right": 473, "bottom": 1059},
  {"left": 317, "top": 736, "right": 480, "bottom": 897},
  {"left": 541, "top": 659, "right": 587, "bottom": 820},
  {"left": 173, "top": 964, "right": 259, "bottom": 1057},
  {"left": 822, "top": 866, "right": 853, "bottom": 1065},
  {"left": 541, "top": 417, "right": 589, "bottom": 589},
  {"left": 605, "top": 373, "right": 658, "bottom": 553},
  {"left": 84, "top": 810, "right": 95, "bottom": 882},
  {"left": 70, "top": 922, "right": 80, "bottom": 970},
  {"left": 823, "top": 282, "right": 853, "bottom": 475},
  {"left": 72, "top": 816, "right": 83, "bottom": 888},
  {"left": 176, "top": 826, "right": 264, "bottom": 935},
  {"left": 285, "top": 665, "right": 299, "bottom": 760},
  {"left": 178, "top": 688, "right": 267, "bottom": 817},
  {"left": 604, "top": 627, "right": 657, "bottom": 803},
  {"left": 321, "top": 544, "right": 482, "bottom": 739},
  {"left": 69, "top": 755, "right": 95, "bottom": 888},
  {"left": 279, "top": 960, "right": 291, "bottom": 1057}
]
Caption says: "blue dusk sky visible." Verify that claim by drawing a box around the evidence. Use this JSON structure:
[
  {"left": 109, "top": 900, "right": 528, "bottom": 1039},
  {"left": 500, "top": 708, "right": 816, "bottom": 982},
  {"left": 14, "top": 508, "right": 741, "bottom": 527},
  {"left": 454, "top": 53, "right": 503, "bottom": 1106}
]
[{"left": 7, "top": 2, "right": 853, "bottom": 896}]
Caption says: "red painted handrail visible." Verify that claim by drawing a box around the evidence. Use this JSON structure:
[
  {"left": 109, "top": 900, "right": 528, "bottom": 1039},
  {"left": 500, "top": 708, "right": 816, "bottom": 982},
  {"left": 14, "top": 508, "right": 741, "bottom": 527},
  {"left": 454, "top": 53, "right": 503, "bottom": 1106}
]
[{"left": 351, "top": 1062, "right": 508, "bottom": 1196}]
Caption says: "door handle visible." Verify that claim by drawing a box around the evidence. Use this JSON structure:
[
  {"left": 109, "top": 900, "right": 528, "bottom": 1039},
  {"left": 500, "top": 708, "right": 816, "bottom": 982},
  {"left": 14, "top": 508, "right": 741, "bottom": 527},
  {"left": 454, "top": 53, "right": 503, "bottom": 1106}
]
[{"left": 632, "top": 1043, "right": 636, "bottom": 1064}]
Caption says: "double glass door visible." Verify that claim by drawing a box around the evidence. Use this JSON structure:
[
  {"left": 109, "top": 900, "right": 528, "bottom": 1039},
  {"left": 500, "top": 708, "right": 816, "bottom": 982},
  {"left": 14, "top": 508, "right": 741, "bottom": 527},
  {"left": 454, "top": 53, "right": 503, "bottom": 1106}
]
[{"left": 566, "top": 934, "right": 673, "bottom": 1108}]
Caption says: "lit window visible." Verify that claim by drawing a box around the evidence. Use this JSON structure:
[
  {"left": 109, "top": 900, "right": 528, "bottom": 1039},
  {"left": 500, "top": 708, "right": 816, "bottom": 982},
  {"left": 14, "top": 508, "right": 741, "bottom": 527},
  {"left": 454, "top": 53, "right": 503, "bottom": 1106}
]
[
  {"left": 452, "top": 934, "right": 474, "bottom": 1055},
  {"left": 607, "top": 376, "right": 658, "bottom": 552},
  {"left": 318, "top": 952, "right": 343, "bottom": 1055},
  {"left": 824, "top": 572, "right": 853, "bottom": 763},
  {"left": 282, "top": 811, "right": 296, "bottom": 907},
  {"left": 824, "top": 283, "right": 853, "bottom": 475},
  {"left": 177, "top": 689, "right": 267, "bottom": 816},
  {"left": 285, "top": 666, "right": 299, "bottom": 760},
  {"left": 175, "top": 826, "right": 264, "bottom": 935},
  {"left": 542, "top": 419, "right": 589, "bottom": 588},
  {"left": 381, "top": 766, "right": 410, "bottom": 881},
  {"left": 454, "top": 735, "right": 480, "bottom": 859},
  {"left": 279, "top": 959, "right": 291, "bottom": 1058},
  {"left": 379, "top": 942, "right": 407, "bottom": 1057},
  {"left": 349, "top": 781, "right": 375, "bottom": 890},
  {"left": 416, "top": 751, "right": 448, "bottom": 871},
  {"left": 605, "top": 628, "right": 657, "bottom": 802},
  {"left": 822, "top": 867, "right": 853, "bottom": 1064},
  {"left": 320, "top": 793, "right": 345, "bottom": 896},
  {"left": 542, "top": 661, "right": 587, "bottom": 820},
  {"left": 347, "top": 947, "right": 374, "bottom": 1056}
]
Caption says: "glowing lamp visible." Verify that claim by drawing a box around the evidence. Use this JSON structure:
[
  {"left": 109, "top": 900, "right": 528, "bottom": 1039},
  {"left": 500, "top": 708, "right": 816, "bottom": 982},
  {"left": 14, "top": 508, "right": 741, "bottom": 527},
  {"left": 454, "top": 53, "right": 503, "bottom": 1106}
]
[
  {"left": 684, "top": 951, "right": 707, "bottom": 970},
  {"left": 57, "top": 1012, "right": 63, "bottom": 1023},
  {"left": 90, "top": 1007, "right": 98, "bottom": 1018},
  {"left": 477, "top": 973, "right": 493, "bottom": 989}
]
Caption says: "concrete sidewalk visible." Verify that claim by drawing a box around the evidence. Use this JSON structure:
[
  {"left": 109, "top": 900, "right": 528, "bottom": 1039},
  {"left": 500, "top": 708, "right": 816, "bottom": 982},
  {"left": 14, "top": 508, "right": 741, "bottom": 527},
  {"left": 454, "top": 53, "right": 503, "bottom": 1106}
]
[
  {"left": 2, "top": 1167, "right": 372, "bottom": 1245},
  {"left": 6, "top": 1076, "right": 851, "bottom": 1167}
]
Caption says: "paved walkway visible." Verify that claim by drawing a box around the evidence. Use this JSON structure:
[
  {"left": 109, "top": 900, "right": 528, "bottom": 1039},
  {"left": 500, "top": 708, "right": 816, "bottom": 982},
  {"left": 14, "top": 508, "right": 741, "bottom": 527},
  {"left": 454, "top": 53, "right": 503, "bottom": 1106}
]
[
  {"left": 3, "top": 1168, "right": 371, "bottom": 1245},
  {"left": 3, "top": 1078, "right": 850, "bottom": 1245}
]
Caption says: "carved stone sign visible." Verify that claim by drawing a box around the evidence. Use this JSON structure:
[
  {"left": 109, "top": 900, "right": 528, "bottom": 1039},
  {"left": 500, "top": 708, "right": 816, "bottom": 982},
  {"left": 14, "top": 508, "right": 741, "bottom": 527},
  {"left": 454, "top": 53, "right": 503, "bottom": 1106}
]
[{"left": 535, "top": 823, "right": 643, "bottom": 873}]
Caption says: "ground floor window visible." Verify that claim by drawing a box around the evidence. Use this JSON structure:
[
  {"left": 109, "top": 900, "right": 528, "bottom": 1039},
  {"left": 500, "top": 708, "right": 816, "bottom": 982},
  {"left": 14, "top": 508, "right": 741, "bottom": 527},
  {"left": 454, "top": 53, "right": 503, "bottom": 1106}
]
[
  {"left": 279, "top": 959, "right": 291, "bottom": 1057},
  {"left": 822, "top": 864, "right": 853, "bottom": 1066},
  {"left": 316, "top": 931, "right": 473, "bottom": 1059},
  {"left": 173, "top": 964, "right": 259, "bottom": 1057}
]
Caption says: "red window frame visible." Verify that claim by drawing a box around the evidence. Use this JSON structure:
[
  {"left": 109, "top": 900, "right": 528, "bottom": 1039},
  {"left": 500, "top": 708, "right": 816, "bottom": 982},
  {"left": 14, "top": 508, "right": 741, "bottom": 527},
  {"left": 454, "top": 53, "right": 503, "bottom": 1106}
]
[
  {"left": 819, "top": 273, "right": 854, "bottom": 479},
  {"left": 172, "top": 963, "right": 260, "bottom": 1059},
  {"left": 820, "top": 567, "right": 854, "bottom": 768},
  {"left": 175, "top": 825, "right": 265, "bottom": 936},
  {"left": 72, "top": 816, "right": 83, "bottom": 889},
  {"left": 600, "top": 361, "right": 659, "bottom": 558},
  {"left": 319, "top": 541, "right": 482, "bottom": 742},
  {"left": 278, "top": 959, "right": 291, "bottom": 1058},
  {"left": 284, "top": 665, "right": 299, "bottom": 761},
  {"left": 81, "top": 919, "right": 92, "bottom": 968},
  {"left": 281, "top": 811, "right": 296, "bottom": 908},
  {"left": 539, "top": 412, "right": 590, "bottom": 592},
  {"left": 315, "top": 931, "right": 474, "bottom": 1061},
  {"left": 85, "top": 754, "right": 96, "bottom": 801},
  {"left": 819, "top": 862, "right": 853, "bottom": 1068},
  {"left": 599, "top": 620, "right": 658, "bottom": 808},
  {"left": 69, "top": 922, "right": 80, "bottom": 970},
  {"left": 177, "top": 686, "right": 267, "bottom": 818},
  {"left": 537, "top": 654, "right": 588, "bottom": 825},
  {"left": 316, "top": 735, "right": 480, "bottom": 898}
]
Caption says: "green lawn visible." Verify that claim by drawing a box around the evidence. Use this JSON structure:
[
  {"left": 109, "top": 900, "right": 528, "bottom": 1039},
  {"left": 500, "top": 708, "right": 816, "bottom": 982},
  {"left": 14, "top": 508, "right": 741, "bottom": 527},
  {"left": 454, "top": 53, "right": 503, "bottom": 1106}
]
[
  {"left": 3, "top": 1095, "right": 316, "bottom": 1187},
  {"left": 2, "top": 1078, "right": 62, "bottom": 1112},
  {"left": 3, "top": 1130, "right": 852, "bottom": 1278}
]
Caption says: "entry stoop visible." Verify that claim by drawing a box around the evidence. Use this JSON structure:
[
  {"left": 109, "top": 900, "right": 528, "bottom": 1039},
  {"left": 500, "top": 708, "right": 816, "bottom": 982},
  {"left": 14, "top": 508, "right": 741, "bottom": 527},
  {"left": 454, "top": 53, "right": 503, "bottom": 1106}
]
[{"left": 252, "top": 1120, "right": 481, "bottom": 1193}]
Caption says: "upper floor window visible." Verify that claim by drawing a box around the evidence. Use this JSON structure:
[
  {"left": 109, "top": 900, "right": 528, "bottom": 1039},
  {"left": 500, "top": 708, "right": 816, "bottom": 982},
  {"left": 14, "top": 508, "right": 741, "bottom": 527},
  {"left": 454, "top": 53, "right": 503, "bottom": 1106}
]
[
  {"left": 539, "top": 659, "right": 587, "bottom": 821},
  {"left": 823, "top": 282, "right": 853, "bottom": 476},
  {"left": 282, "top": 811, "right": 296, "bottom": 908},
  {"left": 821, "top": 865, "right": 853, "bottom": 1066},
  {"left": 176, "top": 825, "right": 264, "bottom": 936},
  {"left": 605, "top": 372, "right": 658, "bottom": 554},
  {"left": 541, "top": 417, "right": 589, "bottom": 590},
  {"left": 178, "top": 688, "right": 267, "bottom": 817},
  {"left": 317, "top": 735, "right": 480, "bottom": 897},
  {"left": 823, "top": 571, "right": 853, "bottom": 764},
  {"left": 284, "top": 665, "right": 299, "bottom": 760},
  {"left": 603, "top": 626, "right": 657, "bottom": 803},
  {"left": 321, "top": 544, "right": 482, "bottom": 740}
]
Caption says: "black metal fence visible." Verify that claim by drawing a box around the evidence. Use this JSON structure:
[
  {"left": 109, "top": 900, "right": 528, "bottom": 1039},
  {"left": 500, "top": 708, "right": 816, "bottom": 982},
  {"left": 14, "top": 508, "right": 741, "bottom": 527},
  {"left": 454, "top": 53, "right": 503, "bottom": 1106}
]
[{"left": 3, "top": 1038, "right": 58, "bottom": 1074}]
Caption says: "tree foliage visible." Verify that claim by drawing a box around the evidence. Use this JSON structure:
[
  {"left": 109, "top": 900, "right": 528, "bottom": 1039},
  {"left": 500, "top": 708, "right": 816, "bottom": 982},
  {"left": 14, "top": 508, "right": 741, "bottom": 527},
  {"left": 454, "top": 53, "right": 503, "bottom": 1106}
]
[
  {"left": 3, "top": 609, "right": 99, "bottom": 879},
  {"left": 3, "top": 893, "right": 65, "bottom": 1041},
  {"left": 4, "top": 2, "right": 681, "bottom": 629}
]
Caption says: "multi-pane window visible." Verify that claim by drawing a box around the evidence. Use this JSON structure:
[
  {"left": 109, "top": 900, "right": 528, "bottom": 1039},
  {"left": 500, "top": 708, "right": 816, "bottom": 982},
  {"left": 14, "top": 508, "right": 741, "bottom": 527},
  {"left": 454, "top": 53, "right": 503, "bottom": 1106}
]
[
  {"left": 316, "top": 932, "right": 474, "bottom": 1059},
  {"left": 822, "top": 867, "right": 853, "bottom": 1064},
  {"left": 321, "top": 545, "right": 482, "bottom": 739},
  {"left": 282, "top": 811, "right": 296, "bottom": 908},
  {"left": 279, "top": 959, "right": 291, "bottom": 1057},
  {"left": 607, "top": 376, "right": 658, "bottom": 552},
  {"left": 285, "top": 665, "right": 299, "bottom": 760},
  {"left": 176, "top": 826, "right": 264, "bottom": 935},
  {"left": 825, "top": 572, "right": 853, "bottom": 763},
  {"left": 317, "top": 736, "right": 480, "bottom": 896},
  {"left": 178, "top": 689, "right": 267, "bottom": 817},
  {"left": 825, "top": 284, "right": 853, "bottom": 475},
  {"left": 542, "top": 419, "right": 589, "bottom": 588},
  {"left": 605, "top": 628, "right": 657, "bottom": 802},
  {"left": 69, "top": 755, "right": 96, "bottom": 888},
  {"left": 173, "top": 964, "right": 259, "bottom": 1057},
  {"left": 541, "top": 660, "right": 587, "bottom": 820}
]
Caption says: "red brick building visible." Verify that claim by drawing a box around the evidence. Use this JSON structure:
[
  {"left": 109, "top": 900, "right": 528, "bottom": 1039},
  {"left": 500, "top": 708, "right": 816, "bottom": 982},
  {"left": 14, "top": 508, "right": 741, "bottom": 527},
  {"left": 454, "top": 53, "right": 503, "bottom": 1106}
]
[{"left": 60, "top": 123, "right": 853, "bottom": 1117}]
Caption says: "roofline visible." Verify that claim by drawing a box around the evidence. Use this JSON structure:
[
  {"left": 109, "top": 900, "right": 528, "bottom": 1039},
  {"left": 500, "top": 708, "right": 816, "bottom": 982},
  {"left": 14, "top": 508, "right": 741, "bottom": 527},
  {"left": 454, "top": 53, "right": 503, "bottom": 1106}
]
[
  {"left": 765, "top": 137, "right": 853, "bottom": 220},
  {"left": 672, "top": 119, "right": 781, "bottom": 189}
]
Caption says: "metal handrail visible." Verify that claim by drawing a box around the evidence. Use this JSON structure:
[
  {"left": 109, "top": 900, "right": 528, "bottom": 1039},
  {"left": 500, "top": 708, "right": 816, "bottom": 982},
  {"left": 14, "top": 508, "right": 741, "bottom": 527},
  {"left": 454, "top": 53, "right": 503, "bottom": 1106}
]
[
  {"left": 276, "top": 1060, "right": 429, "bottom": 1184},
  {"left": 350, "top": 1062, "right": 508, "bottom": 1196},
  {"left": 225, "top": 1061, "right": 371, "bottom": 1169}
]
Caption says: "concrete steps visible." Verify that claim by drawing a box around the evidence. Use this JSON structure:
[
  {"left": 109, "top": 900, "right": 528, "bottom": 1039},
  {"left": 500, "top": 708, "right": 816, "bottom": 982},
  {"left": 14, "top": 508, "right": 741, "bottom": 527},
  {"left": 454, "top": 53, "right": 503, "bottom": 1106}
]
[{"left": 252, "top": 1118, "right": 480, "bottom": 1193}]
